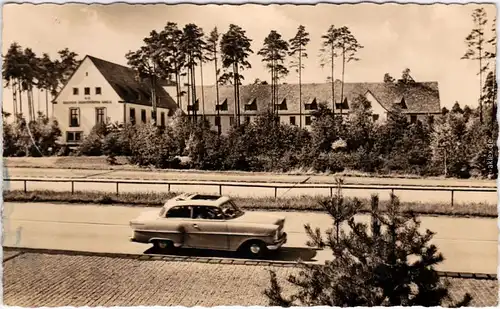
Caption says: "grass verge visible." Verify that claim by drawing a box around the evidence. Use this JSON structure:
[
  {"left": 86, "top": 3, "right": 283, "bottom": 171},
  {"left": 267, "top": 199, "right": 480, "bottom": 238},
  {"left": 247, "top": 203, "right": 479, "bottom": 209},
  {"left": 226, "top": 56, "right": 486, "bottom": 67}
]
[{"left": 3, "top": 190, "right": 497, "bottom": 218}]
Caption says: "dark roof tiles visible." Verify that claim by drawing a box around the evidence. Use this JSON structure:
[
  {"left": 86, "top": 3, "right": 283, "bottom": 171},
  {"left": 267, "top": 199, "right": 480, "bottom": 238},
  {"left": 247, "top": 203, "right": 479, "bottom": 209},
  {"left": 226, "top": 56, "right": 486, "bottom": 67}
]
[
  {"left": 87, "top": 55, "right": 178, "bottom": 111},
  {"left": 190, "top": 81, "right": 440, "bottom": 115}
]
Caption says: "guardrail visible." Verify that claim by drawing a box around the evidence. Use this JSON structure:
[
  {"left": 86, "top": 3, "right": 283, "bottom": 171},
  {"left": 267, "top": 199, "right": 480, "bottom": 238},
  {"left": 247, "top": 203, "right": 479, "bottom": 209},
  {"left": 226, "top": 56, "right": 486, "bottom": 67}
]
[{"left": 3, "top": 177, "right": 497, "bottom": 206}]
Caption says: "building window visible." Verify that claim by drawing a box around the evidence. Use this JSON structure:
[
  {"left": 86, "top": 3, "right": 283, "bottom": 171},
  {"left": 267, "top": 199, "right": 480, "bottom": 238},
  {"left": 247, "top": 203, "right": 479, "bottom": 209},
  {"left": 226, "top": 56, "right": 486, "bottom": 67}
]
[
  {"left": 84, "top": 87, "right": 90, "bottom": 95},
  {"left": 229, "top": 116, "right": 235, "bottom": 126},
  {"left": 73, "top": 88, "right": 79, "bottom": 95},
  {"left": 141, "top": 109, "right": 146, "bottom": 123},
  {"left": 290, "top": 116, "right": 296, "bottom": 125},
  {"left": 69, "top": 108, "right": 80, "bottom": 127},
  {"left": 215, "top": 116, "right": 221, "bottom": 126},
  {"left": 96, "top": 107, "right": 106, "bottom": 124},
  {"left": 410, "top": 115, "right": 417, "bottom": 124},
  {"left": 95, "top": 87, "right": 102, "bottom": 95},
  {"left": 160, "top": 112, "right": 165, "bottom": 127},
  {"left": 130, "top": 108, "right": 136, "bottom": 124},
  {"left": 372, "top": 114, "right": 379, "bottom": 121},
  {"left": 66, "top": 131, "right": 82, "bottom": 143},
  {"left": 305, "top": 116, "right": 312, "bottom": 126}
]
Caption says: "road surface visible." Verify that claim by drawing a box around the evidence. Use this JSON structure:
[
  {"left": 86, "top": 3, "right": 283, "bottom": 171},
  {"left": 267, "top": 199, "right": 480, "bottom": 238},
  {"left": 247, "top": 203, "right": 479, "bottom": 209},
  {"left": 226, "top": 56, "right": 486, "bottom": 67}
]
[{"left": 3, "top": 202, "right": 497, "bottom": 274}]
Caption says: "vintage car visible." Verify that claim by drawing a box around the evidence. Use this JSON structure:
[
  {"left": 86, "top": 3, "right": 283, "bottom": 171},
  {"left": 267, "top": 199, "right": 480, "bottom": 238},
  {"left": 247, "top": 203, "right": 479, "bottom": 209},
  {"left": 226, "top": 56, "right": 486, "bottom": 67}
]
[{"left": 130, "top": 193, "right": 287, "bottom": 257}]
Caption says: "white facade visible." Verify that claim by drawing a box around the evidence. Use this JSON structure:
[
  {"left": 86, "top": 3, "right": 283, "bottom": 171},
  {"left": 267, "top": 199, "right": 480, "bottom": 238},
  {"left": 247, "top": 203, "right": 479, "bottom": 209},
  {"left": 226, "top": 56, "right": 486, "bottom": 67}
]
[{"left": 53, "top": 57, "right": 171, "bottom": 145}]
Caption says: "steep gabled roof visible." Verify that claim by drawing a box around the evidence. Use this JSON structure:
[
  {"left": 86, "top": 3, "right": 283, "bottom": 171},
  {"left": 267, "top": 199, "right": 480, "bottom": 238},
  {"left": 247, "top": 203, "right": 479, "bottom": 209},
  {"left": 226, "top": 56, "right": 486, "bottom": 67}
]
[
  {"left": 87, "top": 55, "right": 178, "bottom": 111},
  {"left": 191, "top": 81, "right": 441, "bottom": 115}
]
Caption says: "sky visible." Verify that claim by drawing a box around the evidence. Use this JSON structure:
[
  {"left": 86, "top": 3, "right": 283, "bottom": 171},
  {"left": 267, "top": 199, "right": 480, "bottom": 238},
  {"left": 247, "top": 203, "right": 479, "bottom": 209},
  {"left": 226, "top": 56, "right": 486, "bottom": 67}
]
[{"left": 1, "top": 3, "right": 497, "bottom": 115}]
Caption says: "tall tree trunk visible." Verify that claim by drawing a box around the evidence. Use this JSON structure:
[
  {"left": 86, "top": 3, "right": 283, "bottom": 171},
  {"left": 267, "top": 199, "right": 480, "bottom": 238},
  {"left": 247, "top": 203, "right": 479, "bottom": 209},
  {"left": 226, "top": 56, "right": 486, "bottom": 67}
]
[
  {"left": 187, "top": 68, "right": 191, "bottom": 119},
  {"left": 31, "top": 89, "right": 35, "bottom": 120},
  {"left": 177, "top": 73, "right": 182, "bottom": 109},
  {"left": 235, "top": 64, "right": 241, "bottom": 127},
  {"left": 12, "top": 82, "right": 18, "bottom": 118},
  {"left": 191, "top": 62, "right": 197, "bottom": 121},
  {"left": 37, "top": 88, "right": 41, "bottom": 114},
  {"left": 232, "top": 62, "right": 238, "bottom": 127},
  {"left": 331, "top": 44, "right": 335, "bottom": 117},
  {"left": 214, "top": 49, "right": 221, "bottom": 135},
  {"left": 479, "top": 47, "right": 483, "bottom": 124},
  {"left": 299, "top": 49, "right": 302, "bottom": 129},
  {"left": 18, "top": 83, "right": 23, "bottom": 116},
  {"left": 341, "top": 46, "right": 346, "bottom": 121},
  {"left": 200, "top": 60, "right": 206, "bottom": 121},
  {"left": 45, "top": 88, "right": 49, "bottom": 118}
]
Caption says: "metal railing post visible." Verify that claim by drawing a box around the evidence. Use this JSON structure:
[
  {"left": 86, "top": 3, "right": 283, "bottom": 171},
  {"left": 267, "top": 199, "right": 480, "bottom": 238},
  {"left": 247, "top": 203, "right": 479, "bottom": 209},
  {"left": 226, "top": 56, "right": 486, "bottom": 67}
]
[
  {"left": 274, "top": 187, "right": 278, "bottom": 199},
  {"left": 451, "top": 190, "right": 454, "bottom": 206},
  {"left": 116, "top": 182, "right": 119, "bottom": 195},
  {"left": 168, "top": 184, "right": 171, "bottom": 192},
  {"left": 330, "top": 187, "right": 333, "bottom": 197},
  {"left": 219, "top": 185, "right": 222, "bottom": 195},
  {"left": 24, "top": 180, "right": 27, "bottom": 193},
  {"left": 71, "top": 181, "right": 74, "bottom": 195}
]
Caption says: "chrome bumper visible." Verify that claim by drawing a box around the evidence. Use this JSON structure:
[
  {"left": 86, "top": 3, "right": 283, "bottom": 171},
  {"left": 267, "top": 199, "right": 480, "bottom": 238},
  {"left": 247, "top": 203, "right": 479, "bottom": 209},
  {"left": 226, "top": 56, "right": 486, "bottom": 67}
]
[{"left": 267, "top": 232, "right": 287, "bottom": 250}]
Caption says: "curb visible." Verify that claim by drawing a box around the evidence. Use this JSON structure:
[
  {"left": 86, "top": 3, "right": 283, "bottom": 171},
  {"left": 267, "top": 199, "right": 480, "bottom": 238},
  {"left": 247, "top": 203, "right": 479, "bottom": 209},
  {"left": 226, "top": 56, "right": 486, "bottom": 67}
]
[{"left": 3, "top": 246, "right": 497, "bottom": 280}]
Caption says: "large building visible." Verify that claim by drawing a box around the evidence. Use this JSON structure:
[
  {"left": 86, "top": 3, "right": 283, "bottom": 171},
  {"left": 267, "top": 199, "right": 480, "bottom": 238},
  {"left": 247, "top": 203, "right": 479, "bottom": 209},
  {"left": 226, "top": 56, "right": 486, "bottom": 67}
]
[
  {"left": 180, "top": 81, "right": 441, "bottom": 134},
  {"left": 53, "top": 55, "right": 442, "bottom": 144},
  {"left": 52, "top": 55, "right": 178, "bottom": 146}
]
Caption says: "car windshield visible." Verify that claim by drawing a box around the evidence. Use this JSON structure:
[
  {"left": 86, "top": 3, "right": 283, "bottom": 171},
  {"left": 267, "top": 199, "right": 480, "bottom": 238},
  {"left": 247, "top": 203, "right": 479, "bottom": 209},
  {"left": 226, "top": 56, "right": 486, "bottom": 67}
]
[{"left": 220, "top": 201, "right": 244, "bottom": 219}]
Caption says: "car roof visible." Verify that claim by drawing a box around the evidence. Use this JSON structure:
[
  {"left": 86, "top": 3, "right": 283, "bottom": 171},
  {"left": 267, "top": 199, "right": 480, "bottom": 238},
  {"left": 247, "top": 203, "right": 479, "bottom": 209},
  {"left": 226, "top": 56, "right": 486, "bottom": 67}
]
[{"left": 163, "top": 193, "right": 232, "bottom": 210}]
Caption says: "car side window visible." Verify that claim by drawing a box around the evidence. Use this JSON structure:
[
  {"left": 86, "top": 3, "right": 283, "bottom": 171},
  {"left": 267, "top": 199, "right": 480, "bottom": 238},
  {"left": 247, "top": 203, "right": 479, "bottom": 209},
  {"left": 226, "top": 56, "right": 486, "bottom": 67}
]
[
  {"left": 166, "top": 206, "right": 191, "bottom": 218},
  {"left": 192, "top": 206, "right": 224, "bottom": 220}
]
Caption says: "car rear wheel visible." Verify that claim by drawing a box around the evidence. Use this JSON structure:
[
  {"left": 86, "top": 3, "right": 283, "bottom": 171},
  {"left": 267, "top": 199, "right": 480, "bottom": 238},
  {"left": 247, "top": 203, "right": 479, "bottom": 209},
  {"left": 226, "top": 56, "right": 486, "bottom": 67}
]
[
  {"left": 243, "top": 241, "right": 267, "bottom": 258},
  {"left": 152, "top": 240, "right": 173, "bottom": 252}
]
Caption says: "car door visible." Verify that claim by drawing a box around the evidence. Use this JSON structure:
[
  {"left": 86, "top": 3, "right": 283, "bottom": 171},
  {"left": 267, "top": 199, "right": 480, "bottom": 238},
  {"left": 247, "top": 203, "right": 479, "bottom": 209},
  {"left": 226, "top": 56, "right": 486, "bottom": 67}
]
[
  {"left": 184, "top": 206, "right": 229, "bottom": 250},
  {"left": 152, "top": 206, "right": 192, "bottom": 244}
]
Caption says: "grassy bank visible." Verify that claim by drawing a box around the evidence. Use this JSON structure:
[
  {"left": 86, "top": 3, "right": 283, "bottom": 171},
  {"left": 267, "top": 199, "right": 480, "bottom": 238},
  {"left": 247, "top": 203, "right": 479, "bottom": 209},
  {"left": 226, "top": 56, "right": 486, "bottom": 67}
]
[
  {"left": 5, "top": 156, "right": 491, "bottom": 181},
  {"left": 3, "top": 190, "right": 497, "bottom": 218}
]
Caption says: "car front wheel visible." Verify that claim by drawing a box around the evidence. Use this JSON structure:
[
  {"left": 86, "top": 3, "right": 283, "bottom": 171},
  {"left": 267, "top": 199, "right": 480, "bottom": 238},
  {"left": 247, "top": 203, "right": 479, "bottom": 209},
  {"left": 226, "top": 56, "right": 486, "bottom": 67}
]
[{"left": 243, "top": 241, "right": 267, "bottom": 258}]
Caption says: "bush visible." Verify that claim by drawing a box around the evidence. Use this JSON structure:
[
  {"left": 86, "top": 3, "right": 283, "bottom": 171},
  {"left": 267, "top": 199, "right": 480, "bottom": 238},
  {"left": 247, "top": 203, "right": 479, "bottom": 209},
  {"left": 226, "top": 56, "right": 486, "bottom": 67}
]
[
  {"left": 77, "top": 123, "right": 107, "bottom": 156},
  {"left": 7, "top": 113, "right": 62, "bottom": 157},
  {"left": 128, "top": 123, "right": 179, "bottom": 168}
]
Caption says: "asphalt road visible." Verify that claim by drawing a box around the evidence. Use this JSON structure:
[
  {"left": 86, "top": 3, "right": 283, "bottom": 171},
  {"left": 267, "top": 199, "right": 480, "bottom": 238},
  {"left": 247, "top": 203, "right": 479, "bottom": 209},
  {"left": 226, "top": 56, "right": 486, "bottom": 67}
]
[
  {"left": 3, "top": 202, "right": 497, "bottom": 274},
  {"left": 3, "top": 168, "right": 497, "bottom": 204}
]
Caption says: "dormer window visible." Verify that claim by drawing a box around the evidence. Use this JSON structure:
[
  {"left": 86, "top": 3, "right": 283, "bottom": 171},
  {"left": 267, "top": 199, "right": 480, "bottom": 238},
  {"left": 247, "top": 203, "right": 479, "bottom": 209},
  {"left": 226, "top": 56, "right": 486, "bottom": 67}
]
[
  {"left": 305, "top": 98, "right": 318, "bottom": 110},
  {"left": 394, "top": 97, "right": 407, "bottom": 109},
  {"left": 216, "top": 98, "right": 228, "bottom": 111},
  {"left": 335, "top": 98, "right": 349, "bottom": 110},
  {"left": 244, "top": 98, "right": 258, "bottom": 111},
  {"left": 275, "top": 98, "right": 288, "bottom": 111},
  {"left": 188, "top": 99, "right": 199, "bottom": 111}
]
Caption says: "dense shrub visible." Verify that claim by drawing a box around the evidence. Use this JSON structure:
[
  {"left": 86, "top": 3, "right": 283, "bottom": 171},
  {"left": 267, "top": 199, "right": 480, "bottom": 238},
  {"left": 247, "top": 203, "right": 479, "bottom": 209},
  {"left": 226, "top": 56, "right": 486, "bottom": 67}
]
[
  {"left": 4, "top": 113, "right": 62, "bottom": 157},
  {"left": 3, "top": 101, "right": 497, "bottom": 179},
  {"left": 77, "top": 123, "right": 108, "bottom": 156},
  {"left": 128, "top": 123, "right": 179, "bottom": 168}
]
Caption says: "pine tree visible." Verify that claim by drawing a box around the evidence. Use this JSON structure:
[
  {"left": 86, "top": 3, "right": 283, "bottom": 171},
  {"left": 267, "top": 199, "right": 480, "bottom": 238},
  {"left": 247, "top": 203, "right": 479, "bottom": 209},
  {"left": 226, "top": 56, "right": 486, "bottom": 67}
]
[
  {"left": 462, "top": 7, "right": 488, "bottom": 124},
  {"left": 258, "top": 30, "right": 289, "bottom": 116},
  {"left": 289, "top": 25, "right": 310, "bottom": 128},
  {"left": 220, "top": 24, "right": 253, "bottom": 127},
  {"left": 264, "top": 181, "right": 472, "bottom": 307},
  {"left": 320, "top": 25, "right": 341, "bottom": 114}
]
